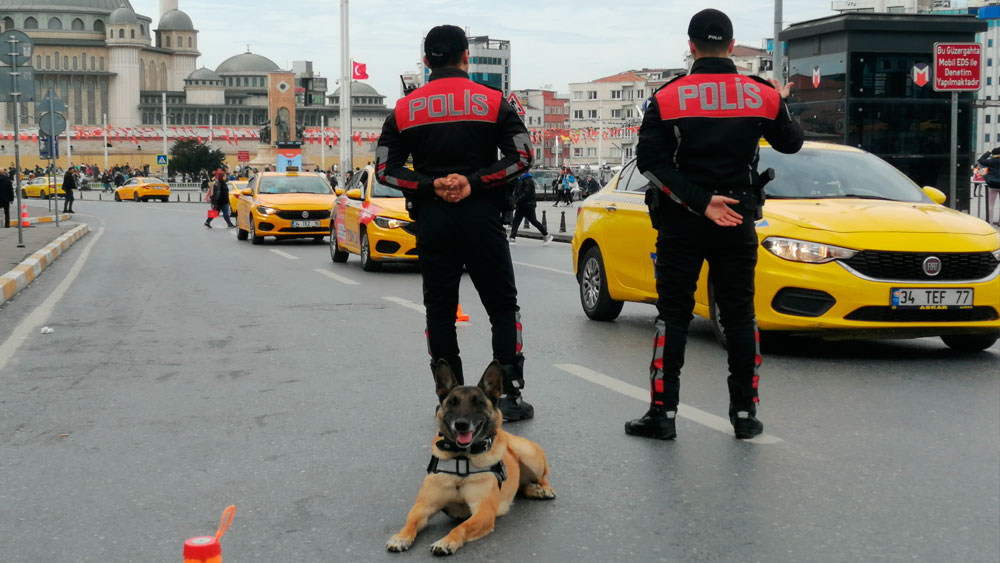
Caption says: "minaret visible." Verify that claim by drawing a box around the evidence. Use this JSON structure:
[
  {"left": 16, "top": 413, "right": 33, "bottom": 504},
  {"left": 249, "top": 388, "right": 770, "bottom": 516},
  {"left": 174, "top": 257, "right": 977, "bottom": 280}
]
[
  {"left": 107, "top": 6, "right": 143, "bottom": 127},
  {"left": 160, "top": 0, "right": 179, "bottom": 15}
]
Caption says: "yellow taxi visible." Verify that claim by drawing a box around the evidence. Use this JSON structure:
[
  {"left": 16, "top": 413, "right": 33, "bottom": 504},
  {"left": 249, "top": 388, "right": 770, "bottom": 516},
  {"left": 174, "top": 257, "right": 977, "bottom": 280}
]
[
  {"left": 235, "top": 171, "right": 335, "bottom": 244},
  {"left": 572, "top": 142, "right": 1000, "bottom": 353},
  {"left": 21, "top": 176, "right": 66, "bottom": 199},
  {"left": 228, "top": 180, "right": 249, "bottom": 216},
  {"left": 114, "top": 177, "right": 171, "bottom": 202},
  {"left": 330, "top": 164, "right": 417, "bottom": 271}
]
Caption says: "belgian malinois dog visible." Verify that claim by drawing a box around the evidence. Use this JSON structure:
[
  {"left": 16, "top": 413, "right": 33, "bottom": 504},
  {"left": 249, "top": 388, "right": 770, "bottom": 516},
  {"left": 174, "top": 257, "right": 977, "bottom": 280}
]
[{"left": 386, "top": 359, "right": 556, "bottom": 556}]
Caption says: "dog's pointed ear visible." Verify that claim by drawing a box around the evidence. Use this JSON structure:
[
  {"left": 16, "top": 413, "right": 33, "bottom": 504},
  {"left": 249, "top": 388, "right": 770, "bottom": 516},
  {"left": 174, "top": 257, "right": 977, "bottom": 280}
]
[
  {"left": 433, "top": 359, "right": 459, "bottom": 403},
  {"left": 478, "top": 360, "right": 503, "bottom": 403}
]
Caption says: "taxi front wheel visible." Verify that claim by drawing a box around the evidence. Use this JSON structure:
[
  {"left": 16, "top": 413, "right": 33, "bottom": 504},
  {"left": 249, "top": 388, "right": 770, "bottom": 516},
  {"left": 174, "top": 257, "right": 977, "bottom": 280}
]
[
  {"left": 330, "top": 223, "right": 349, "bottom": 263},
  {"left": 250, "top": 220, "right": 264, "bottom": 245},
  {"left": 580, "top": 246, "right": 623, "bottom": 321},
  {"left": 940, "top": 333, "right": 999, "bottom": 353},
  {"left": 360, "top": 229, "right": 381, "bottom": 272}
]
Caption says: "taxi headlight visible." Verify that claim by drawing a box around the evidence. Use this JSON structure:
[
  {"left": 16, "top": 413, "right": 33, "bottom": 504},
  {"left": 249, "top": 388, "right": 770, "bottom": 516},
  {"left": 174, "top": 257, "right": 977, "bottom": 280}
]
[
  {"left": 373, "top": 216, "right": 409, "bottom": 229},
  {"left": 762, "top": 237, "right": 858, "bottom": 264},
  {"left": 256, "top": 205, "right": 276, "bottom": 216},
  {"left": 992, "top": 248, "right": 1000, "bottom": 261}
]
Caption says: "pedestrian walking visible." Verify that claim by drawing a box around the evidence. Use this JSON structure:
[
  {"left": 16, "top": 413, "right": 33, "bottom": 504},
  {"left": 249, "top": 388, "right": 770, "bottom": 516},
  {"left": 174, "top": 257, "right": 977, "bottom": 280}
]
[
  {"left": 509, "top": 172, "right": 554, "bottom": 245},
  {"left": 62, "top": 168, "right": 76, "bottom": 213},
  {"left": 0, "top": 169, "right": 13, "bottom": 227},
  {"left": 204, "top": 171, "right": 235, "bottom": 228},
  {"left": 375, "top": 24, "right": 536, "bottom": 421},
  {"left": 625, "top": 8, "right": 803, "bottom": 441},
  {"left": 977, "top": 147, "right": 1000, "bottom": 224}
]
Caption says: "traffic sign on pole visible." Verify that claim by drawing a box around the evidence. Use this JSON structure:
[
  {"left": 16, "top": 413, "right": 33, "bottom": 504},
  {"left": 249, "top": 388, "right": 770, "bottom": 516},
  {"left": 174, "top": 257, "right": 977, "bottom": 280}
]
[
  {"left": 156, "top": 154, "right": 169, "bottom": 166},
  {"left": 933, "top": 42, "right": 982, "bottom": 92},
  {"left": 507, "top": 92, "right": 526, "bottom": 116},
  {"left": 0, "top": 30, "right": 32, "bottom": 67},
  {"left": 39, "top": 137, "right": 59, "bottom": 159},
  {"left": 36, "top": 91, "right": 67, "bottom": 115},
  {"left": 38, "top": 112, "right": 67, "bottom": 138}
]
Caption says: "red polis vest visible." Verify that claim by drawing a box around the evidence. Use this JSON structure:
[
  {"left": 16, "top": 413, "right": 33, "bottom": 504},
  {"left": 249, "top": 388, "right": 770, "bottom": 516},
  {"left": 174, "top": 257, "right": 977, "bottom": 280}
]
[
  {"left": 395, "top": 78, "right": 502, "bottom": 131},
  {"left": 656, "top": 74, "right": 781, "bottom": 121}
]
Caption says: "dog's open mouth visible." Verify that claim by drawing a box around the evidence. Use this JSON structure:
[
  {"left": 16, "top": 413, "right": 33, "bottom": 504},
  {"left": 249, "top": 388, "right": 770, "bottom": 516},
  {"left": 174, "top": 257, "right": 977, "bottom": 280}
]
[{"left": 455, "top": 430, "right": 475, "bottom": 447}]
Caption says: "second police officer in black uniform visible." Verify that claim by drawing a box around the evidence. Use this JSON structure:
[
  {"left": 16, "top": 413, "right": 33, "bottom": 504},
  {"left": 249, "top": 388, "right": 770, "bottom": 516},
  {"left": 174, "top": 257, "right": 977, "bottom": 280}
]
[
  {"left": 375, "top": 25, "right": 537, "bottom": 421},
  {"left": 625, "top": 9, "right": 804, "bottom": 440}
]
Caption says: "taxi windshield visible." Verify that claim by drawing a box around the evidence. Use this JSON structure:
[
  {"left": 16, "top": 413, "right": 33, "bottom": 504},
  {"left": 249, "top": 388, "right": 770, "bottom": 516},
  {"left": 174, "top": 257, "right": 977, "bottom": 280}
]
[
  {"left": 258, "top": 176, "right": 332, "bottom": 195},
  {"left": 759, "top": 147, "right": 929, "bottom": 203},
  {"left": 371, "top": 183, "right": 404, "bottom": 198}
]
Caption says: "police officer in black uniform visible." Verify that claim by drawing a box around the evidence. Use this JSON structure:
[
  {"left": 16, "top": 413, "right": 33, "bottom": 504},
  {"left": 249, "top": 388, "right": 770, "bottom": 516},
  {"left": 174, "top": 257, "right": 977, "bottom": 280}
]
[
  {"left": 625, "top": 9, "right": 803, "bottom": 440},
  {"left": 375, "top": 25, "right": 536, "bottom": 421}
]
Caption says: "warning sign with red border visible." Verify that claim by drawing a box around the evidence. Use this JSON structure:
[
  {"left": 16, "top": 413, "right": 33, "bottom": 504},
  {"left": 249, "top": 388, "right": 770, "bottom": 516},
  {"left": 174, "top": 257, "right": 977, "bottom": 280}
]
[
  {"left": 933, "top": 42, "right": 982, "bottom": 92},
  {"left": 506, "top": 93, "right": 525, "bottom": 116}
]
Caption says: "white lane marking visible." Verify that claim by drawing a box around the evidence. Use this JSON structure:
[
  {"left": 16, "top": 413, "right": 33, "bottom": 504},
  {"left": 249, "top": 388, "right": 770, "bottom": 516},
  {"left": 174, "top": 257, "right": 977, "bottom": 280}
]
[
  {"left": 269, "top": 249, "right": 299, "bottom": 260},
  {"left": 0, "top": 227, "right": 106, "bottom": 374},
  {"left": 313, "top": 268, "right": 359, "bottom": 286},
  {"left": 554, "top": 363, "right": 783, "bottom": 444},
  {"left": 512, "top": 261, "right": 574, "bottom": 276},
  {"left": 382, "top": 296, "right": 425, "bottom": 314}
]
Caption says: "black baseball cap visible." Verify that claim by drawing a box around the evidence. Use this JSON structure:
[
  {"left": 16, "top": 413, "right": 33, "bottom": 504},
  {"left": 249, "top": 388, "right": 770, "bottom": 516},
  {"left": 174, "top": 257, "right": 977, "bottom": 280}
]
[
  {"left": 424, "top": 25, "right": 469, "bottom": 60},
  {"left": 688, "top": 9, "right": 733, "bottom": 42}
]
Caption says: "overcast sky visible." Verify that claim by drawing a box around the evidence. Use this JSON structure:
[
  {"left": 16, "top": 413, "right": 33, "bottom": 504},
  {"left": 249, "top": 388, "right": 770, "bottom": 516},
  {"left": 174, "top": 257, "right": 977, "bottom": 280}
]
[{"left": 133, "top": 1, "right": 836, "bottom": 105}]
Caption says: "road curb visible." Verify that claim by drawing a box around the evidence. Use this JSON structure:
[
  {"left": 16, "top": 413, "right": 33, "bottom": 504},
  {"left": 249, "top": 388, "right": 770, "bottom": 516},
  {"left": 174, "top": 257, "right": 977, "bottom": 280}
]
[
  {"left": 0, "top": 223, "right": 89, "bottom": 307},
  {"left": 6, "top": 213, "right": 72, "bottom": 227}
]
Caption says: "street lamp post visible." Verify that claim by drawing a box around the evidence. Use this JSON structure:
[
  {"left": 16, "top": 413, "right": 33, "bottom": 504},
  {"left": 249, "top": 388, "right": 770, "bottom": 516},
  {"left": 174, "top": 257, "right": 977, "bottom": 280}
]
[{"left": 339, "top": 0, "right": 353, "bottom": 184}]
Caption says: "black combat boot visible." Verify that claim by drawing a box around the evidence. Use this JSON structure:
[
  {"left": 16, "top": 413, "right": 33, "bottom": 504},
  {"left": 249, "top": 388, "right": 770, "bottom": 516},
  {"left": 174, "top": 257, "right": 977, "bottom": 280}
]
[
  {"left": 729, "top": 405, "right": 763, "bottom": 439},
  {"left": 625, "top": 406, "right": 676, "bottom": 440},
  {"left": 498, "top": 356, "right": 533, "bottom": 422}
]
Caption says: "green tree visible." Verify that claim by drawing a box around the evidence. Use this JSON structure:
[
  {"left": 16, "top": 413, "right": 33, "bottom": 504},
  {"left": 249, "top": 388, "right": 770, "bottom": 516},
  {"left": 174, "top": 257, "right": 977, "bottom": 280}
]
[{"left": 168, "top": 139, "right": 226, "bottom": 178}]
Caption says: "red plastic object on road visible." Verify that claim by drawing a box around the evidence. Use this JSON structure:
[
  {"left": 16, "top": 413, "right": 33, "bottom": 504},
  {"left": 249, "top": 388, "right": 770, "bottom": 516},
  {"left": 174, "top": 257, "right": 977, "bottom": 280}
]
[
  {"left": 183, "top": 505, "right": 235, "bottom": 563},
  {"left": 19, "top": 204, "right": 29, "bottom": 227}
]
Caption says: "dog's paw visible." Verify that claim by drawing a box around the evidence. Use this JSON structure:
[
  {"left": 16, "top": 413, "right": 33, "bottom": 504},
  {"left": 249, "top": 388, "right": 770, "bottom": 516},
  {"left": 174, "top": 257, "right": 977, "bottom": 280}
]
[
  {"left": 430, "top": 538, "right": 460, "bottom": 556},
  {"left": 386, "top": 535, "right": 413, "bottom": 552},
  {"left": 523, "top": 483, "right": 556, "bottom": 500}
]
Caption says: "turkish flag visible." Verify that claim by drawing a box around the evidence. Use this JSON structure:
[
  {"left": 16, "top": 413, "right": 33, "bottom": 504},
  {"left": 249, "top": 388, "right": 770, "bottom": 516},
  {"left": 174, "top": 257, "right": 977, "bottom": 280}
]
[{"left": 352, "top": 61, "right": 369, "bottom": 80}]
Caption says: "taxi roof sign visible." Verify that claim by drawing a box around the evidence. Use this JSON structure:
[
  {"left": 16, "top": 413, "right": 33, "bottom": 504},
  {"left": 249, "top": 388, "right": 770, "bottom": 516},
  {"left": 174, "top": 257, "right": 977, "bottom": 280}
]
[{"left": 506, "top": 93, "right": 525, "bottom": 116}]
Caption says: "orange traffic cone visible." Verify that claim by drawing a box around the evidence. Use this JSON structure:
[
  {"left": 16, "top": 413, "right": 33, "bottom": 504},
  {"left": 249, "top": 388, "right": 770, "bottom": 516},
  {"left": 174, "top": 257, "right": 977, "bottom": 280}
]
[
  {"left": 183, "top": 505, "right": 235, "bottom": 563},
  {"left": 456, "top": 304, "right": 470, "bottom": 322},
  {"left": 19, "top": 203, "right": 29, "bottom": 227}
]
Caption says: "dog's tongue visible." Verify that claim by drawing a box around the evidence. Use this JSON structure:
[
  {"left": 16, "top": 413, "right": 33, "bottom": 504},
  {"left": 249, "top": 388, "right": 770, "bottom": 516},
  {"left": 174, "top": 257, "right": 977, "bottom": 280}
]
[{"left": 456, "top": 431, "right": 474, "bottom": 446}]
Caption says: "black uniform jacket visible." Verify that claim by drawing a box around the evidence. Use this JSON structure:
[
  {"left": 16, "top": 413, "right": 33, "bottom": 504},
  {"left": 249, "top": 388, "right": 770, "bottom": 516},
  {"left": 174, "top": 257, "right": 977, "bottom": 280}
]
[
  {"left": 637, "top": 57, "right": 803, "bottom": 215},
  {"left": 375, "top": 67, "right": 532, "bottom": 209}
]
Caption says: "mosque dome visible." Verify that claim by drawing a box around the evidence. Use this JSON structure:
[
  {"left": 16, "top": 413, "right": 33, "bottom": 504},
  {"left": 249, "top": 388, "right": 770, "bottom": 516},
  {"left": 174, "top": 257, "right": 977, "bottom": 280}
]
[
  {"left": 158, "top": 9, "right": 193, "bottom": 31},
  {"left": 109, "top": 6, "right": 139, "bottom": 25},
  {"left": 216, "top": 52, "right": 280, "bottom": 74}
]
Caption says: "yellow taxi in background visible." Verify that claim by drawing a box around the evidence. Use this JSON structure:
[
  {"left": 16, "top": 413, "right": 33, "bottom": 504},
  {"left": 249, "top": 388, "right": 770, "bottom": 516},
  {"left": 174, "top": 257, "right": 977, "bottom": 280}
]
[
  {"left": 235, "top": 171, "right": 335, "bottom": 244},
  {"left": 114, "top": 177, "right": 170, "bottom": 202},
  {"left": 572, "top": 142, "right": 1000, "bottom": 353},
  {"left": 330, "top": 164, "right": 417, "bottom": 271},
  {"left": 21, "top": 176, "right": 66, "bottom": 199},
  {"left": 228, "top": 180, "right": 248, "bottom": 216}
]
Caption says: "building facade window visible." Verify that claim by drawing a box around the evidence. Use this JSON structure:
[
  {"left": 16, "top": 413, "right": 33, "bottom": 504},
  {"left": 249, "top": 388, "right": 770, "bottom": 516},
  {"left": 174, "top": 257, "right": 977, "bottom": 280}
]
[
  {"left": 94, "top": 20, "right": 104, "bottom": 33},
  {"left": 99, "top": 57, "right": 104, "bottom": 70},
  {"left": 130, "top": 29, "right": 135, "bottom": 39},
  {"left": 24, "top": 17, "right": 38, "bottom": 29},
  {"left": 165, "top": 35, "right": 171, "bottom": 48},
  {"left": 48, "top": 17, "right": 62, "bottom": 30},
  {"left": 91, "top": 56, "right": 95, "bottom": 70},
  {"left": 118, "top": 29, "right": 124, "bottom": 38},
  {"left": 2, "top": 16, "right": 13, "bottom": 31},
  {"left": 573, "top": 110, "right": 583, "bottom": 119},
  {"left": 611, "top": 90, "right": 622, "bottom": 99},
  {"left": 46, "top": 56, "right": 51, "bottom": 69},
  {"left": 587, "top": 91, "right": 597, "bottom": 99},
  {"left": 73, "top": 56, "right": 78, "bottom": 70},
  {"left": 188, "top": 37, "right": 192, "bottom": 48},
  {"left": 573, "top": 91, "right": 582, "bottom": 100},
  {"left": 588, "top": 109, "right": 598, "bottom": 118}
]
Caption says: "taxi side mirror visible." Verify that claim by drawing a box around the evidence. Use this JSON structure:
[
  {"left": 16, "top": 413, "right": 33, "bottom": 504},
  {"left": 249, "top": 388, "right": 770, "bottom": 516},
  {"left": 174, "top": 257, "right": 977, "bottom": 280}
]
[
  {"left": 921, "top": 186, "right": 946, "bottom": 205},
  {"left": 240, "top": 188, "right": 252, "bottom": 196},
  {"left": 346, "top": 188, "right": 362, "bottom": 200},
  {"left": 334, "top": 187, "right": 345, "bottom": 196}
]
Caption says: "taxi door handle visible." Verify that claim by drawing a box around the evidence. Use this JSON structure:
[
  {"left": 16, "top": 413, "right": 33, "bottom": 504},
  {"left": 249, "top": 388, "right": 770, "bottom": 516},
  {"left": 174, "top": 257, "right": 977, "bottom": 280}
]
[{"left": 605, "top": 205, "right": 617, "bottom": 212}]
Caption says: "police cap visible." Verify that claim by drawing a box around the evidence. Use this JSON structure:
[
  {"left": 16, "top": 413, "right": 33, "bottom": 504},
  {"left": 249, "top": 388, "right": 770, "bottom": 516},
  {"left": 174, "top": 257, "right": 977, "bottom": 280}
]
[
  {"left": 687, "top": 9, "right": 733, "bottom": 42},
  {"left": 424, "top": 25, "right": 469, "bottom": 61}
]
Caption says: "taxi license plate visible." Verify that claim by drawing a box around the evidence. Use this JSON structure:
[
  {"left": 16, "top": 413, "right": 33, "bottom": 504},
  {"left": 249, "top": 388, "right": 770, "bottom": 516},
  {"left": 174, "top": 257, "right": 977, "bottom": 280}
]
[
  {"left": 292, "top": 220, "right": 321, "bottom": 228},
  {"left": 891, "top": 288, "right": 973, "bottom": 309}
]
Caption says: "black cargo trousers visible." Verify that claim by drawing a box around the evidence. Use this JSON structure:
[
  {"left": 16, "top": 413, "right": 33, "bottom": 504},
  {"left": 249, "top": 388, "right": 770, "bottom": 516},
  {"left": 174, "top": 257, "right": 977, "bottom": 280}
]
[
  {"left": 416, "top": 195, "right": 523, "bottom": 390},
  {"left": 651, "top": 196, "right": 761, "bottom": 413}
]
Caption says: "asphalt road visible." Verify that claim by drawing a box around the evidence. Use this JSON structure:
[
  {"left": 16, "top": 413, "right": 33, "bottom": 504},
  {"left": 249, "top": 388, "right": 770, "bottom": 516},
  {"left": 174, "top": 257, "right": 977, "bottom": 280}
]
[{"left": 0, "top": 199, "right": 997, "bottom": 563}]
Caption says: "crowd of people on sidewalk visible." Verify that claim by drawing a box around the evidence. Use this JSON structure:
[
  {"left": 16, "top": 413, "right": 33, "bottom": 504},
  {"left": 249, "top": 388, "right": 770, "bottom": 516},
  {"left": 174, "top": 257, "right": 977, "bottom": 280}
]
[{"left": 549, "top": 166, "right": 602, "bottom": 207}]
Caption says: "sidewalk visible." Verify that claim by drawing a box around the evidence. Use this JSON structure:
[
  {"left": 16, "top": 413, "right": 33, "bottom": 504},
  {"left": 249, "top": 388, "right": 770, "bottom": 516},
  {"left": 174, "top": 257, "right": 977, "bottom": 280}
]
[
  {"left": 5, "top": 204, "right": 71, "bottom": 228},
  {"left": 0, "top": 214, "right": 89, "bottom": 307},
  {"left": 507, "top": 203, "right": 580, "bottom": 244}
]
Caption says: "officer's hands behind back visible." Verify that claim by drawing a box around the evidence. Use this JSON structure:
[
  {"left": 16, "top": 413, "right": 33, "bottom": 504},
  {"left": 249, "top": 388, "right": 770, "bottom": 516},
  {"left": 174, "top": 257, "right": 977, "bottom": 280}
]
[
  {"left": 705, "top": 195, "right": 743, "bottom": 227},
  {"left": 434, "top": 174, "right": 472, "bottom": 203}
]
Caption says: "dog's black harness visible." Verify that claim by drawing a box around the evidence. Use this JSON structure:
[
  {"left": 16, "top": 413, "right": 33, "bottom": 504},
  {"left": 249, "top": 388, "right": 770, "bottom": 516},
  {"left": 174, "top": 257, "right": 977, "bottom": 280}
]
[{"left": 428, "top": 433, "right": 506, "bottom": 486}]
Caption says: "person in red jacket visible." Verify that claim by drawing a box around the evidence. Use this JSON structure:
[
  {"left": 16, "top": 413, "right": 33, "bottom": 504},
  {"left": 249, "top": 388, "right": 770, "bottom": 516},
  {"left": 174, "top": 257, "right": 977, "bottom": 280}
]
[
  {"left": 625, "top": 9, "right": 803, "bottom": 441},
  {"left": 376, "top": 25, "right": 536, "bottom": 421}
]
